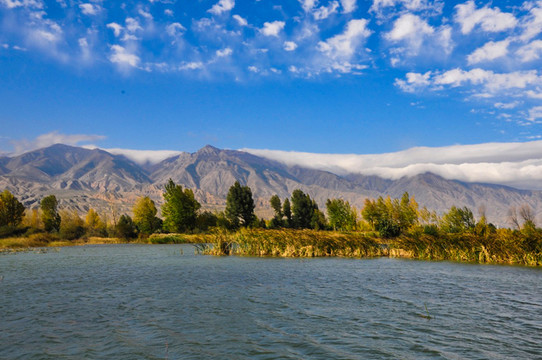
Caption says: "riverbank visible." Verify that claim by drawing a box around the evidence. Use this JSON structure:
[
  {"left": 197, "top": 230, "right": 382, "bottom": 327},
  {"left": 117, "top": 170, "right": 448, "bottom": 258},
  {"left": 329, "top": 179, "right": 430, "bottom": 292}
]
[
  {"left": 0, "top": 232, "right": 204, "bottom": 251},
  {"left": 198, "top": 228, "right": 542, "bottom": 266},
  {"left": 2, "top": 228, "right": 541, "bottom": 266}
]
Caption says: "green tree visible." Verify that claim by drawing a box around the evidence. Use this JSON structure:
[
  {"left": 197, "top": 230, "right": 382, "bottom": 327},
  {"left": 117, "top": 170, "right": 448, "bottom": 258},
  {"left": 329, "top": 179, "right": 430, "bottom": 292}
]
[
  {"left": 116, "top": 214, "right": 137, "bottom": 239},
  {"left": 440, "top": 206, "right": 475, "bottom": 234},
  {"left": 291, "top": 190, "right": 319, "bottom": 229},
  {"left": 282, "top": 198, "right": 292, "bottom": 227},
  {"left": 196, "top": 211, "right": 218, "bottom": 231},
  {"left": 269, "top": 194, "right": 283, "bottom": 228},
  {"left": 326, "top": 198, "right": 357, "bottom": 231},
  {"left": 225, "top": 181, "right": 256, "bottom": 228},
  {"left": 41, "top": 195, "right": 61, "bottom": 233},
  {"left": 133, "top": 196, "right": 162, "bottom": 234},
  {"left": 161, "top": 179, "right": 201, "bottom": 233},
  {"left": 361, "top": 193, "right": 417, "bottom": 238},
  {"left": 0, "top": 190, "right": 25, "bottom": 228}
]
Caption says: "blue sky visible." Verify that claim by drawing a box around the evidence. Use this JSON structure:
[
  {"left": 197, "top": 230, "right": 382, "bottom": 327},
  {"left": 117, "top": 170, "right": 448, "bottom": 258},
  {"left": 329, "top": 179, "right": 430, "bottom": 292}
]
[{"left": 1, "top": 0, "right": 542, "bottom": 157}]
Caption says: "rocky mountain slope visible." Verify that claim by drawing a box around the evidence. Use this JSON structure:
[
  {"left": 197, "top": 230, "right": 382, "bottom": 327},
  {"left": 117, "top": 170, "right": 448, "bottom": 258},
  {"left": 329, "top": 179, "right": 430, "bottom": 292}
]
[{"left": 1, "top": 144, "right": 541, "bottom": 227}]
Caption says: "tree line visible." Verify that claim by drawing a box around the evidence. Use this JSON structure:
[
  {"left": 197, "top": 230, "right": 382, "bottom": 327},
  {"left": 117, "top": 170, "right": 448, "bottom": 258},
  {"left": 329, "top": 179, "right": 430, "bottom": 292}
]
[{"left": 0, "top": 182, "right": 541, "bottom": 253}]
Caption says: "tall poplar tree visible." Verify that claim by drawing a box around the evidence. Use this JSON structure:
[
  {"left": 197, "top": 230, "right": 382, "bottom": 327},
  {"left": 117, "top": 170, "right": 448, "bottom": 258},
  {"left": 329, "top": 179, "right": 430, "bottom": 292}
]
[
  {"left": 225, "top": 181, "right": 256, "bottom": 228},
  {"left": 161, "top": 179, "right": 200, "bottom": 233}
]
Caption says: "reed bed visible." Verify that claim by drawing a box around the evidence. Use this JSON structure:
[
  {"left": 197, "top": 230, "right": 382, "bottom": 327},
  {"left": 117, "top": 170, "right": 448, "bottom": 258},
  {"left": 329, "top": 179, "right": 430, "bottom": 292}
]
[
  {"left": 147, "top": 233, "right": 209, "bottom": 244},
  {"left": 199, "top": 228, "right": 541, "bottom": 265},
  {"left": 199, "top": 228, "right": 386, "bottom": 258},
  {"left": 393, "top": 232, "right": 542, "bottom": 266}
]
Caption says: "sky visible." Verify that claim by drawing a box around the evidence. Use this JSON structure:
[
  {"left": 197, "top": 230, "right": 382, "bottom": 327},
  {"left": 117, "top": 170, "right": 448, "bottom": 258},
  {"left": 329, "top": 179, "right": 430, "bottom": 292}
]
[{"left": 2, "top": 0, "right": 542, "bottom": 188}]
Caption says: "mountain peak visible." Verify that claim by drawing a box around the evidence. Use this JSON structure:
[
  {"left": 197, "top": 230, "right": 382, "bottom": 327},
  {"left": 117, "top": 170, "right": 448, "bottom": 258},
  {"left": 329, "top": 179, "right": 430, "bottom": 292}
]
[{"left": 197, "top": 145, "right": 221, "bottom": 155}]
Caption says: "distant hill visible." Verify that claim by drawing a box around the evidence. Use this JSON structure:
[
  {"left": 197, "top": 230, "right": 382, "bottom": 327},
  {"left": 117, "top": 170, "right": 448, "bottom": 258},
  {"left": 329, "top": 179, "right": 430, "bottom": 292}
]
[{"left": 1, "top": 144, "right": 541, "bottom": 227}]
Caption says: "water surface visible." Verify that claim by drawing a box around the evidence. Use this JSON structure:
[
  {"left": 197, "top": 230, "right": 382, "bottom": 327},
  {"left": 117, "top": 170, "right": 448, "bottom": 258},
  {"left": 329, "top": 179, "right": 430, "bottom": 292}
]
[{"left": 1, "top": 244, "right": 541, "bottom": 359}]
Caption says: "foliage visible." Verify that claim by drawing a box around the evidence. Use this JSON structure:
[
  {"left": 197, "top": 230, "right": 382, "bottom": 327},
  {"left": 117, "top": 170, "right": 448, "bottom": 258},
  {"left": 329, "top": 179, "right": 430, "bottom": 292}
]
[
  {"left": 291, "top": 189, "right": 321, "bottom": 229},
  {"left": 196, "top": 211, "right": 218, "bottom": 232},
  {"left": 269, "top": 195, "right": 283, "bottom": 228},
  {"left": 0, "top": 190, "right": 26, "bottom": 228},
  {"left": 116, "top": 214, "right": 137, "bottom": 239},
  {"left": 85, "top": 208, "right": 107, "bottom": 237},
  {"left": 440, "top": 206, "right": 475, "bottom": 234},
  {"left": 282, "top": 198, "right": 292, "bottom": 227},
  {"left": 162, "top": 179, "right": 201, "bottom": 233},
  {"left": 41, "top": 195, "right": 61, "bottom": 233},
  {"left": 225, "top": 181, "right": 256, "bottom": 228},
  {"left": 361, "top": 193, "right": 418, "bottom": 238},
  {"left": 326, "top": 198, "right": 357, "bottom": 231},
  {"left": 59, "top": 210, "right": 85, "bottom": 240},
  {"left": 133, "top": 196, "right": 162, "bottom": 235}
]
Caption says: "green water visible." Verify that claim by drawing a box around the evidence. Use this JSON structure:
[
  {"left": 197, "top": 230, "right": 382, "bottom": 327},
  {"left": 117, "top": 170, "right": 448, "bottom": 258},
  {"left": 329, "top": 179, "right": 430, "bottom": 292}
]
[{"left": 1, "top": 244, "right": 541, "bottom": 359}]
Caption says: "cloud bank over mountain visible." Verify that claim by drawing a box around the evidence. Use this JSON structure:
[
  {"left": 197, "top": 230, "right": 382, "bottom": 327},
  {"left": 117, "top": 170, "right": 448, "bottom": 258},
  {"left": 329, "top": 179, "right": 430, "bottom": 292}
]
[{"left": 242, "top": 141, "right": 542, "bottom": 190}]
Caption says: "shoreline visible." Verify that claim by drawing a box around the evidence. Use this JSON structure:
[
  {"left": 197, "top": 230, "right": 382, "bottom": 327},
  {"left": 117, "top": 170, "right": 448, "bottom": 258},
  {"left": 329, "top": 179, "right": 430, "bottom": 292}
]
[{"left": 2, "top": 229, "right": 541, "bottom": 267}]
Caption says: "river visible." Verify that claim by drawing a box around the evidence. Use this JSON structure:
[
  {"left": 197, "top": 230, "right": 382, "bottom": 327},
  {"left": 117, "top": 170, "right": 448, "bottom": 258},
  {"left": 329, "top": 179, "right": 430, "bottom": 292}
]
[{"left": 1, "top": 244, "right": 541, "bottom": 359}]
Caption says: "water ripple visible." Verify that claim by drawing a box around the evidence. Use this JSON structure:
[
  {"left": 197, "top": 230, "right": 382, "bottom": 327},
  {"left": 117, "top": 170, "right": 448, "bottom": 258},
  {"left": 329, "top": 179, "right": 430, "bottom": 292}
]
[{"left": 1, "top": 245, "right": 541, "bottom": 359}]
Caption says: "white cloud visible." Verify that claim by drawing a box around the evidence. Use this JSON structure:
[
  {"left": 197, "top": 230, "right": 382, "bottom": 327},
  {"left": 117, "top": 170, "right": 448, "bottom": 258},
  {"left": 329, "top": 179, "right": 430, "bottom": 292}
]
[
  {"left": 516, "top": 40, "right": 542, "bottom": 62},
  {"left": 216, "top": 47, "right": 232, "bottom": 57},
  {"left": 454, "top": 0, "right": 517, "bottom": 34},
  {"left": 90, "top": 148, "right": 184, "bottom": 165},
  {"left": 284, "top": 41, "right": 298, "bottom": 51},
  {"left": 261, "top": 21, "right": 285, "bottom": 37},
  {"left": 318, "top": 19, "right": 371, "bottom": 59},
  {"left": 109, "top": 45, "right": 140, "bottom": 68},
  {"left": 11, "top": 131, "right": 105, "bottom": 155},
  {"left": 396, "top": 68, "right": 542, "bottom": 94},
  {"left": 385, "top": 13, "right": 433, "bottom": 43},
  {"left": 467, "top": 39, "right": 510, "bottom": 65},
  {"left": 166, "top": 22, "right": 186, "bottom": 38},
  {"left": 164, "top": 9, "right": 173, "bottom": 17},
  {"left": 241, "top": 140, "right": 542, "bottom": 189},
  {"left": 340, "top": 0, "right": 356, "bottom": 13},
  {"left": 520, "top": 2, "right": 542, "bottom": 41},
  {"left": 299, "top": 0, "right": 317, "bottom": 13},
  {"left": 138, "top": 9, "right": 153, "bottom": 21},
  {"left": 248, "top": 65, "right": 259, "bottom": 73},
  {"left": 125, "top": 18, "right": 143, "bottom": 33},
  {"left": 313, "top": 1, "right": 339, "bottom": 20},
  {"left": 528, "top": 106, "right": 542, "bottom": 122},
  {"left": 79, "top": 3, "right": 100, "bottom": 16},
  {"left": 0, "top": 0, "right": 42, "bottom": 9},
  {"left": 394, "top": 71, "right": 432, "bottom": 92},
  {"left": 79, "top": 37, "right": 91, "bottom": 61},
  {"left": 370, "top": 0, "right": 443, "bottom": 18},
  {"left": 178, "top": 61, "right": 204, "bottom": 70},
  {"left": 107, "top": 23, "right": 123, "bottom": 37},
  {"left": 208, "top": 0, "right": 235, "bottom": 15},
  {"left": 495, "top": 101, "right": 520, "bottom": 109},
  {"left": 233, "top": 14, "right": 247, "bottom": 26}
]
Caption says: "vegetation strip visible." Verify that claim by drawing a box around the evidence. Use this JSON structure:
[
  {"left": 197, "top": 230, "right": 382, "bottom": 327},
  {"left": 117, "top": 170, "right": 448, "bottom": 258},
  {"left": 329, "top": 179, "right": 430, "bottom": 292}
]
[{"left": 1, "top": 182, "right": 541, "bottom": 266}]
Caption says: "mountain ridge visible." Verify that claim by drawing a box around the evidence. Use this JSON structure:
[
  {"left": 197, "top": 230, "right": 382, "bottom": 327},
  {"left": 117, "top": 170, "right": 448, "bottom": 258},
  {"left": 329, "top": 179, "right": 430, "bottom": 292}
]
[{"left": 1, "top": 143, "right": 540, "bottom": 227}]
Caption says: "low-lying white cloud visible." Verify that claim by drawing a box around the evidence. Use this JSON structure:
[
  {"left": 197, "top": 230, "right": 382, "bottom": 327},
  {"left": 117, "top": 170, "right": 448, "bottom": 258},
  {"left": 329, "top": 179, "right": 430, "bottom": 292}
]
[
  {"left": 91, "top": 148, "right": 184, "bottom": 165},
  {"left": 241, "top": 140, "right": 542, "bottom": 190},
  {"left": 10, "top": 131, "right": 105, "bottom": 155}
]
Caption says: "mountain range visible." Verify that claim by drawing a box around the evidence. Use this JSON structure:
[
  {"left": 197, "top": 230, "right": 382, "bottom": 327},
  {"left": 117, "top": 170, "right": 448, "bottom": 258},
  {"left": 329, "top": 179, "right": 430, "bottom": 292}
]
[{"left": 1, "top": 143, "right": 541, "bottom": 227}]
